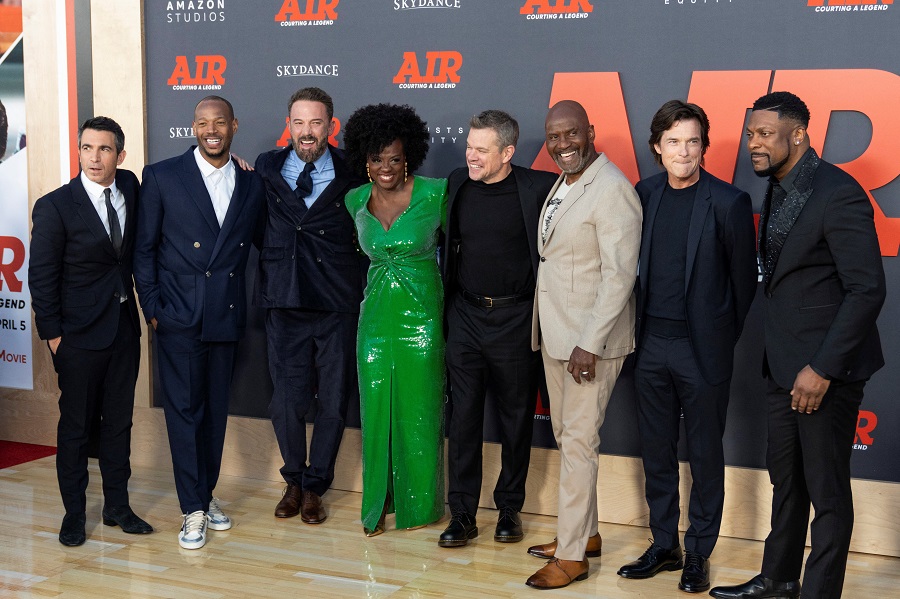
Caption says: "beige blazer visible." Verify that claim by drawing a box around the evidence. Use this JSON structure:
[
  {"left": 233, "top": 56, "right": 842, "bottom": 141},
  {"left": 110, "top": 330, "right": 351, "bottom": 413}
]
[{"left": 532, "top": 153, "right": 642, "bottom": 360}]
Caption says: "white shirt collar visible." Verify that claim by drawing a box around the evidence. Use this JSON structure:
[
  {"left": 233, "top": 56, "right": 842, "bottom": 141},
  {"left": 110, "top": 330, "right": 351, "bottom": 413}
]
[
  {"left": 80, "top": 171, "right": 120, "bottom": 201},
  {"left": 193, "top": 146, "right": 235, "bottom": 180}
]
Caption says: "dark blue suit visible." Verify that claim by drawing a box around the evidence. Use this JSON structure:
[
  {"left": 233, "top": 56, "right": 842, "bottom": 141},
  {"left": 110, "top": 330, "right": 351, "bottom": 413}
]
[
  {"left": 634, "top": 168, "right": 757, "bottom": 557},
  {"left": 254, "top": 146, "right": 366, "bottom": 496},
  {"left": 134, "top": 147, "right": 264, "bottom": 514},
  {"left": 29, "top": 170, "right": 142, "bottom": 515}
]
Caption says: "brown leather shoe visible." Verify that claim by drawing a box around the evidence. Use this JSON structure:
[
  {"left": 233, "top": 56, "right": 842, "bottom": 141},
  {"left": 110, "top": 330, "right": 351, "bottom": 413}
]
[
  {"left": 274, "top": 483, "right": 302, "bottom": 518},
  {"left": 525, "top": 558, "right": 589, "bottom": 589},
  {"left": 527, "top": 533, "right": 602, "bottom": 559},
  {"left": 300, "top": 490, "right": 326, "bottom": 524}
]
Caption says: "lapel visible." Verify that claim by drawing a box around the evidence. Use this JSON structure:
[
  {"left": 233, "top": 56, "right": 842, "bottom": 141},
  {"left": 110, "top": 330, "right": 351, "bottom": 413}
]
[
  {"left": 72, "top": 175, "right": 117, "bottom": 258},
  {"left": 639, "top": 174, "right": 665, "bottom": 284},
  {"left": 209, "top": 157, "right": 250, "bottom": 264},
  {"left": 116, "top": 170, "right": 137, "bottom": 256},
  {"left": 761, "top": 150, "right": 821, "bottom": 289},
  {"left": 684, "top": 170, "right": 712, "bottom": 290},
  {"left": 512, "top": 165, "right": 541, "bottom": 271},
  {"left": 543, "top": 153, "right": 609, "bottom": 246},
  {"left": 446, "top": 167, "right": 467, "bottom": 230},
  {"left": 176, "top": 147, "right": 221, "bottom": 235}
]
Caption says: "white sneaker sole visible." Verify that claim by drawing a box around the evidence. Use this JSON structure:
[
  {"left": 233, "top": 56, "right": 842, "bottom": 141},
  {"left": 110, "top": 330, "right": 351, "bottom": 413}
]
[
  {"left": 207, "top": 517, "right": 232, "bottom": 531},
  {"left": 178, "top": 533, "right": 206, "bottom": 549}
]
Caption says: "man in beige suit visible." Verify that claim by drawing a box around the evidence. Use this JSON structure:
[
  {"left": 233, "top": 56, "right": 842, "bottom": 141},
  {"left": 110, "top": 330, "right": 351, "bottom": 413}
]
[{"left": 525, "top": 100, "right": 642, "bottom": 590}]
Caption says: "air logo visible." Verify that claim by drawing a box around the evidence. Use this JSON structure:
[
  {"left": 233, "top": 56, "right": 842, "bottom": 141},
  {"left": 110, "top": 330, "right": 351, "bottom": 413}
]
[
  {"left": 393, "top": 51, "right": 462, "bottom": 89},
  {"left": 520, "top": 0, "right": 593, "bottom": 14},
  {"left": 167, "top": 55, "right": 227, "bottom": 90},
  {"left": 275, "top": 0, "right": 339, "bottom": 24},
  {"left": 0, "top": 236, "right": 25, "bottom": 293},
  {"left": 530, "top": 69, "right": 900, "bottom": 256}
]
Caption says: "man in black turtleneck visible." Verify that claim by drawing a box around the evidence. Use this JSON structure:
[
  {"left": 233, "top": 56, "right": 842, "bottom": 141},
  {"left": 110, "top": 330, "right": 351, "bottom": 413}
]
[
  {"left": 618, "top": 100, "right": 757, "bottom": 594},
  {"left": 438, "top": 110, "right": 557, "bottom": 549}
]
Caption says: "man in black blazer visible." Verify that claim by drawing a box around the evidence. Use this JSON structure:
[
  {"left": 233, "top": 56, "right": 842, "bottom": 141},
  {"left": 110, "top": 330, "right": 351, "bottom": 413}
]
[
  {"left": 617, "top": 101, "right": 757, "bottom": 593},
  {"left": 30, "top": 116, "right": 151, "bottom": 546},
  {"left": 710, "top": 93, "right": 885, "bottom": 599},
  {"left": 254, "top": 87, "right": 366, "bottom": 524},
  {"left": 438, "top": 110, "right": 557, "bottom": 548},
  {"left": 134, "top": 96, "right": 265, "bottom": 550}
]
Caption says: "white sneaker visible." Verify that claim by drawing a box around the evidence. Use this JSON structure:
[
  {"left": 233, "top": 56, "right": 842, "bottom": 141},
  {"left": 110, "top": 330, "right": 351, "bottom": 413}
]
[
  {"left": 178, "top": 510, "right": 208, "bottom": 549},
  {"left": 207, "top": 497, "right": 232, "bottom": 531}
]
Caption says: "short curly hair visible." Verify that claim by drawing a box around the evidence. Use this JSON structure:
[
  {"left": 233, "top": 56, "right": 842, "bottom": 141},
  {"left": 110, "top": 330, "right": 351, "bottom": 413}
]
[
  {"left": 342, "top": 103, "right": 429, "bottom": 180},
  {"left": 752, "top": 91, "right": 810, "bottom": 128}
]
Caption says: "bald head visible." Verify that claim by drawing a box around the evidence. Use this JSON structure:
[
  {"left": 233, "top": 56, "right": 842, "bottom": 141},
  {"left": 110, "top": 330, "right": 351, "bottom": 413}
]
[{"left": 544, "top": 100, "right": 597, "bottom": 182}]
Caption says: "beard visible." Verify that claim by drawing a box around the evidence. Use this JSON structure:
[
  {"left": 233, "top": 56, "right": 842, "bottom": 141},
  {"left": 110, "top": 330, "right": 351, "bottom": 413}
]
[
  {"left": 293, "top": 135, "right": 328, "bottom": 163},
  {"left": 554, "top": 147, "right": 593, "bottom": 175},
  {"left": 752, "top": 153, "right": 790, "bottom": 178}
]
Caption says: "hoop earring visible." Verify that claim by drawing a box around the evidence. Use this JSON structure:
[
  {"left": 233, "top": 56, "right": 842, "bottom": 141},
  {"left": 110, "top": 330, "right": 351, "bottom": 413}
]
[
  {"left": 404, "top": 162, "right": 408, "bottom": 183},
  {"left": 367, "top": 164, "right": 372, "bottom": 182}
]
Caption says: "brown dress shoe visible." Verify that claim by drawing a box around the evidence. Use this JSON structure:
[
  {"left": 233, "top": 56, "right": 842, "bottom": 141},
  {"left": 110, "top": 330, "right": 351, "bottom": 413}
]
[
  {"left": 527, "top": 533, "right": 602, "bottom": 559},
  {"left": 525, "top": 558, "right": 589, "bottom": 589},
  {"left": 300, "top": 490, "right": 327, "bottom": 524},
  {"left": 274, "top": 484, "right": 302, "bottom": 518}
]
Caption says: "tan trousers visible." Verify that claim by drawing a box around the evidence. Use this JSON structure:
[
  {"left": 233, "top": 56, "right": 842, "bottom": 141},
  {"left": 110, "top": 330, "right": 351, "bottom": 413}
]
[{"left": 542, "top": 345, "right": 625, "bottom": 561}]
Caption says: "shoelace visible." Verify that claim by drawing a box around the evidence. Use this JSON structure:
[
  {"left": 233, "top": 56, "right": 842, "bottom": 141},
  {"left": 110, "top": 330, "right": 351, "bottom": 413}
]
[
  {"left": 684, "top": 551, "right": 704, "bottom": 570},
  {"left": 640, "top": 538, "right": 661, "bottom": 560},
  {"left": 208, "top": 497, "right": 225, "bottom": 519},
  {"left": 450, "top": 508, "right": 473, "bottom": 523},
  {"left": 499, "top": 506, "right": 518, "bottom": 521},
  {"left": 182, "top": 510, "right": 206, "bottom": 536}
]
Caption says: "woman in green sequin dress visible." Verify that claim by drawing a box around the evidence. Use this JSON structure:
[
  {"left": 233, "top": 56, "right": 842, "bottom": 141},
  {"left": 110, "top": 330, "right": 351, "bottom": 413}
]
[{"left": 343, "top": 104, "right": 447, "bottom": 535}]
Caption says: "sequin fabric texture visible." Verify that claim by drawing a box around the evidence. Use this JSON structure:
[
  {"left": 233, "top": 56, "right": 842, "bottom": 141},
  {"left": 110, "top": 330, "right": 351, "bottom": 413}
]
[{"left": 346, "top": 176, "right": 448, "bottom": 531}]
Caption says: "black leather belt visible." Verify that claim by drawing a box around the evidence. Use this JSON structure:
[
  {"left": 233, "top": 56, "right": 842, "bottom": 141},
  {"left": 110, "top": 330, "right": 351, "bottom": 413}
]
[{"left": 460, "top": 289, "right": 532, "bottom": 309}]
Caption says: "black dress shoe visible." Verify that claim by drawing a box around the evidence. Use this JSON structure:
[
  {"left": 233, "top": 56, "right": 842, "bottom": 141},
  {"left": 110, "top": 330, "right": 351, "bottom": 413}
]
[
  {"left": 494, "top": 507, "right": 523, "bottom": 543},
  {"left": 709, "top": 574, "right": 800, "bottom": 598},
  {"left": 438, "top": 510, "right": 477, "bottom": 547},
  {"left": 617, "top": 541, "right": 684, "bottom": 579},
  {"left": 678, "top": 551, "right": 709, "bottom": 593},
  {"left": 59, "top": 513, "right": 86, "bottom": 546},
  {"left": 102, "top": 505, "right": 153, "bottom": 534}
]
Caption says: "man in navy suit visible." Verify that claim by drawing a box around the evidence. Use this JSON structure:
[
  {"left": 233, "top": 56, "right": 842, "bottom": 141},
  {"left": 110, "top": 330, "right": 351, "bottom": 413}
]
[
  {"left": 134, "top": 96, "right": 265, "bottom": 550},
  {"left": 30, "top": 116, "right": 152, "bottom": 546},
  {"left": 617, "top": 101, "right": 757, "bottom": 593},
  {"left": 254, "top": 87, "right": 366, "bottom": 523}
]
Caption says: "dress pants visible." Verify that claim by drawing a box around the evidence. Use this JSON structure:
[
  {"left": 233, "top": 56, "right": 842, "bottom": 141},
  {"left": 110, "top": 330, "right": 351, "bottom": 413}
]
[
  {"left": 445, "top": 295, "right": 540, "bottom": 516},
  {"left": 156, "top": 326, "right": 237, "bottom": 514},
  {"left": 634, "top": 332, "right": 729, "bottom": 557},
  {"left": 761, "top": 376, "right": 864, "bottom": 599},
  {"left": 54, "top": 302, "right": 140, "bottom": 515},
  {"left": 266, "top": 308, "right": 358, "bottom": 497},
  {"left": 542, "top": 345, "right": 625, "bottom": 562}
]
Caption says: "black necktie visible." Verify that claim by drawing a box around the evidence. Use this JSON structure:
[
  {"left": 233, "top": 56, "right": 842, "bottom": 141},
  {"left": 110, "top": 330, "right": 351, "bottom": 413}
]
[
  {"left": 295, "top": 161, "right": 315, "bottom": 200},
  {"left": 104, "top": 188, "right": 123, "bottom": 254}
]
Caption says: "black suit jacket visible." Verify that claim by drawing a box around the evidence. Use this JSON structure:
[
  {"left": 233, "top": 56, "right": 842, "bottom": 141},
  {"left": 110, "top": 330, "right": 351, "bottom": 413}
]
[
  {"left": 134, "top": 148, "right": 265, "bottom": 342},
  {"left": 253, "top": 145, "right": 367, "bottom": 313},
  {"left": 636, "top": 168, "right": 758, "bottom": 385},
  {"left": 29, "top": 170, "right": 141, "bottom": 350},
  {"left": 441, "top": 164, "right": 558, "bottom": 298},
  {"left": 758, "top": 150, "right": 885, "bottom": 387}
]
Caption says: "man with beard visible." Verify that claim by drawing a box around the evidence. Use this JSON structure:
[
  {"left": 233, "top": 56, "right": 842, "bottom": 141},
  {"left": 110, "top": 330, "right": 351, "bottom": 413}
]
[
  {"left": 438, "top": 110, "right": 557, "bottom": 548},
  {"left": 134, "top": 96, "right": 265, "bottom": 549},
  {"left": 254, "top": 87, "right": 366, "bottom": 524},
  {"left": 617, "top": 100, "right": 757, "bottom": 593},
  {"left": 525, "top": 100, "right": 642, "bottom": 589},
  {"left": 710, "top": 92, "right": 884, "bottom": 599}
]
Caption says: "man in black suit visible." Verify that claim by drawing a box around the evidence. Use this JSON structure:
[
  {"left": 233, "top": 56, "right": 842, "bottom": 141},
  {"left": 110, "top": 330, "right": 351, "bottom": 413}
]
[
  {"left": 29, "top": 116, "right": 152, "bottom": 546},
  {"left": 616, "top": 101, "right": 757, "bottom": 593},
  {"left": 710, "top": 92, "right": 885, "bottom": 599},
  {"left": 438, "top": 110, "right": 557, "bottom": 548},
  {"left": 254, "top": 87, "right": 366, "bottom": 524},
  {"left": 134, "top": 96, "right": 265, "bottom": 550}
]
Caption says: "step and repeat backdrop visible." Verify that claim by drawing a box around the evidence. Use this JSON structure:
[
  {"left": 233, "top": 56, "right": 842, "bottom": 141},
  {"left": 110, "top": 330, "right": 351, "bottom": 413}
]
[{"left": 144, "top": 0, "right": 899, "bottom": 483}]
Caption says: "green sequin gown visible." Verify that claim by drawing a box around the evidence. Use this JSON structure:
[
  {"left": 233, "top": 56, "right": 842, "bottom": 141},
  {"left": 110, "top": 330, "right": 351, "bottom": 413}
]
[{"left": 345, "top": 176, "right": 447, "bottom": 531}]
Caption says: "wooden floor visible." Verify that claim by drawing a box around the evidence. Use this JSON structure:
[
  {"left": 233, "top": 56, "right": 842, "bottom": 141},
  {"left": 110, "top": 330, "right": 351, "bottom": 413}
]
[{"left": 2, "top": 458, "right": 897, "bottom": 598}]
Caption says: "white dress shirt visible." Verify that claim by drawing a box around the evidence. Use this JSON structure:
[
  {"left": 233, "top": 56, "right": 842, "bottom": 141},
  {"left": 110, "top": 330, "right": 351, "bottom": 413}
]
[
  {"left": 194, "top": 147, "right": 235, "bottom": 226},
  {"left": 80, "top": 171, "right": 126, "bottom": 237}
]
